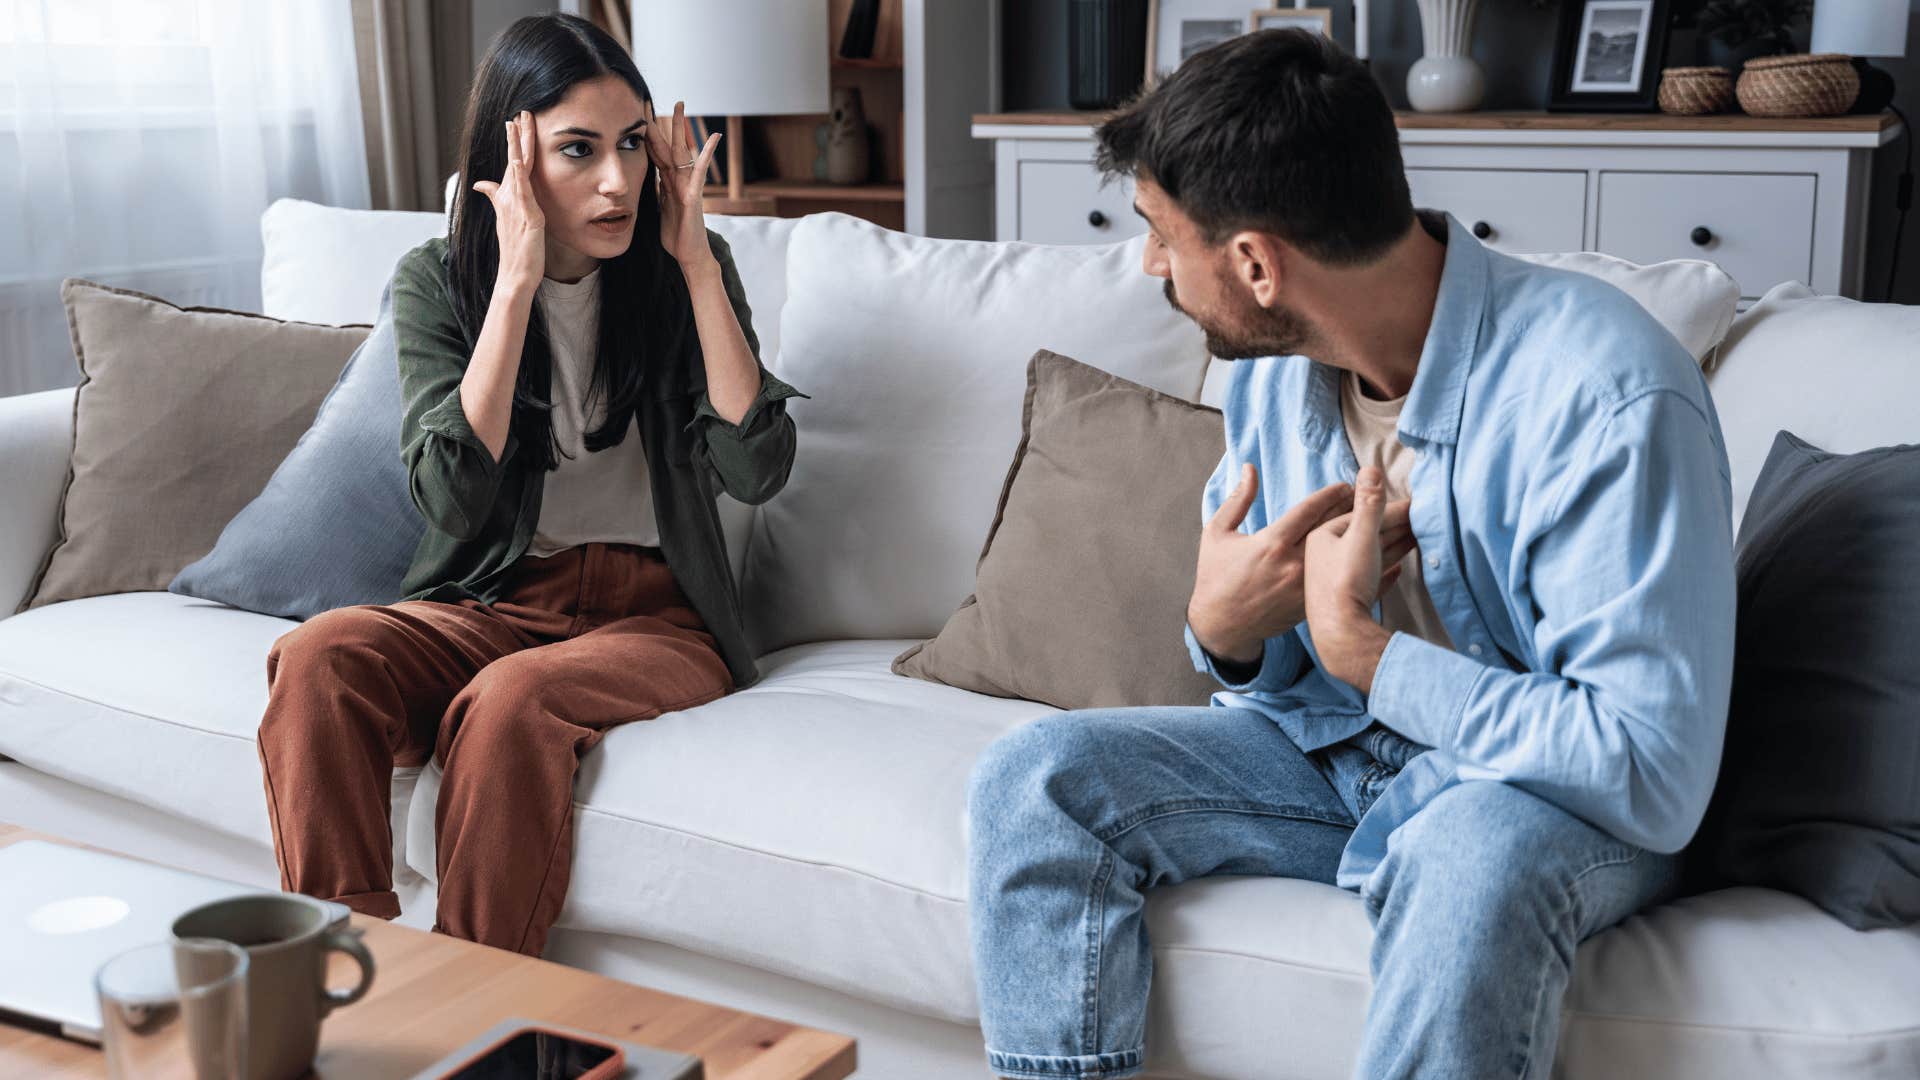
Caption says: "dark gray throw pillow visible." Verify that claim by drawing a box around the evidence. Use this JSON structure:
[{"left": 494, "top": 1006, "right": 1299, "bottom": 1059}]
[
  {"left": 1684, "top": 430, "right": 1920, "bottom": 929},
  {"left": 169, "top": 278, "right": 425, "bottom": 619}
]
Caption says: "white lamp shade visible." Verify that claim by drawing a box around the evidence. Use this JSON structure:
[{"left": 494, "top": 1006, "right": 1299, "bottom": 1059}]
[
  {"left": 627, "top": 0, "right": 831, "bottom": 116},
  {"left": 1811, "top": 0, "right": 1910, "bottom": 59}
]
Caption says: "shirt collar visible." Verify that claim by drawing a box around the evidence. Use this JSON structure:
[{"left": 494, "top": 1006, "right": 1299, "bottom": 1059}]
[{"left": 1295, "top": 208, "right": 1489, "bottom": 451}]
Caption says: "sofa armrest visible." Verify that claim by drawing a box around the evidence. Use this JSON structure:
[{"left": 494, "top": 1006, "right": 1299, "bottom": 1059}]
[{"left": 0, "top": 388, "right": 75, "bottom": 619}]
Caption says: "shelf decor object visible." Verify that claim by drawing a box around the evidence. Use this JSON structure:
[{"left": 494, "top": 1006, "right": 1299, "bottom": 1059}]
[
  {"left": 628, "top": 0, "right": 831, "bottom": 206},
  {"left": 1409, "top": 0, "right": 1486, "bottom": 112},
  {"left": 1736, "top": 53, "right": 1861, "bottom": 117},
  {"left": 1811, "top": 0, "right": 1908, "bottom": 115},
  {"left": 1548, "top": 0, "right": 1674, "bottom": 112},
  {"left": 1068, "top": 0, "right": 1150, "bottom": 110},
  {"left": 1658, "top": 64, "right": 1736, "bottom": 114}
]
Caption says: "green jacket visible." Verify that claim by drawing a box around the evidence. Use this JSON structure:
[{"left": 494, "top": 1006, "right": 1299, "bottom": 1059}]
[{"left": 389, "top": 230, "right": 806, "bottom": 689}]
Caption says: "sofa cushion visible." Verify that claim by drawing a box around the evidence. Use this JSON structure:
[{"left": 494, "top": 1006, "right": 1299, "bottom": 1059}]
[
  {"left": 0, "top": 592, "right": 418, "bottom": 866},
  {"left": 259, "top": 198, "right": 445, "bottom": 325},
  {"left": 405, "top": 639, "right": 1055, "bottom": 1022},
  {"left": 18, "top": 280, "right": 370, "bottom": 613},
  {"left": 401, "top": 638, "right": 1920, "bottom": 1074},
  {"left": 1685, "top": 431, "right": 1920, "bottom": 930},
  {"left": 1509, "top": 249, "right": 1738, "bottom": 365},
  {"left": 1707, "top": 281, "right": 1920, "bottom": 530},
  {"left": 742, "top": 213, "right": 1212, "bottom": 653},
  {"left": 169, "top": 277, "right": 426, "bottom": 618},
  {"left": 893, "top": 350, "right": 1225, "bottom": 710}
]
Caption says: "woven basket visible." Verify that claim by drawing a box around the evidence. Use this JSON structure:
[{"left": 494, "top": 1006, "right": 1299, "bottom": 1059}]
[
  {"left": 1736, "top": 53, "right": 1860, "bottom": 117},
  {"left": 1659, "top": 66, "right": 1734, "bottom": 114}
]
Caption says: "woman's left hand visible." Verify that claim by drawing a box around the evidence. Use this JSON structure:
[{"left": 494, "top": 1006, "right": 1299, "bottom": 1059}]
[{"left": 643, "top": 98, "right": 722, "bottom": 270}]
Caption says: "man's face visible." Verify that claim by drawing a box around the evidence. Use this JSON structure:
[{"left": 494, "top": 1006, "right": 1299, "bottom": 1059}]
[{"left": 1132, "top": 176, "right": 1316, "bottom": 360}]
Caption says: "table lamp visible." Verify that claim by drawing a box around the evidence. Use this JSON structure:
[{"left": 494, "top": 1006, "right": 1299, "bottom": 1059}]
[
  {"left": 1811, "top": 0, "right": 1910, "bottom": 114},
  {"left": 626, "top": 0, "right": 830, "bottom": 202}
]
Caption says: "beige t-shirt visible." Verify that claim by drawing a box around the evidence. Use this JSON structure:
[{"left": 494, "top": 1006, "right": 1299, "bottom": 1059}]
[
  {"left": 1339, "top": 369, "right": 1454, "bottom": 651},
  {"left": 524, "top": 265, "right": 661, "bottom": 558}
]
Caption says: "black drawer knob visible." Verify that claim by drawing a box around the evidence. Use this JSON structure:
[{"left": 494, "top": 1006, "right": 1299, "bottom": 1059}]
[
  {"left": 1088, "top": 210, "right": 1109, "bottom": 228},
  {"left": 1471, "top": 220, "right": 1492, "bottom": 240},
  {"left": 1690, "top": 226, "right": 1714, "bottom": 247}
]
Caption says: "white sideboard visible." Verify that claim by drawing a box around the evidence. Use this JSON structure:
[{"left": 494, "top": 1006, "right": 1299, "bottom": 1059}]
[{"left": 971, "top": 111, "right": 1903, "bottom": 302}]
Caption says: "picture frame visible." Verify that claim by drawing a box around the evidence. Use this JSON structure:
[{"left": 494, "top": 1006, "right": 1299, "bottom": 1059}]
[
  {"left": 1145, "top": 0, "right": 1264, "bottom": 83},
  {"left": 1547, "top": 0, "right": 1672, "bottom": 112},
  {"left": 1249, "top": 7, "right": 1333, "bottom": 36}
]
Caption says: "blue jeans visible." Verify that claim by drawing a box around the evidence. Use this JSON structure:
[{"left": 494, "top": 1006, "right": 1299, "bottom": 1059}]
[{"left": 967, "top": 707, "right": 1685, "bottom": 1079}]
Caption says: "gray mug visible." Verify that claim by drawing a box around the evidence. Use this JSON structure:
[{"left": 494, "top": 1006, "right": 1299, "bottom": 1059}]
[{"left": 172, "top": 893, "right": 375, "bottom": 1080}]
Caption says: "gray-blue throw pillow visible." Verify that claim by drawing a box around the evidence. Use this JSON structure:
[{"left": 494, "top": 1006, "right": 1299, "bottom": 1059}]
[
  {"left": 169, "top": 279, "right": 425, "bottom": 619},
  {"left": 1683, "top": 430, "right": 1920, "bottom": 929}
]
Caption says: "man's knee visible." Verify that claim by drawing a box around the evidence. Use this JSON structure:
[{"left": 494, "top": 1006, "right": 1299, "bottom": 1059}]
[
  {"left": 968, "top": 710, "right": 1135, "bottom": 834},
  {"left": 1370, "top": 781, "right": 1628, "bottom": 918}
]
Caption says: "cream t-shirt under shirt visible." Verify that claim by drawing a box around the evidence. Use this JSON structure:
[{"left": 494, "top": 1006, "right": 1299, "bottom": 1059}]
[
  {"left": 524, "top": 265, "right": 660, "bottom": 557},
  {"left": 1339, "top": 369, "right": 1454, "bottom": 651}
]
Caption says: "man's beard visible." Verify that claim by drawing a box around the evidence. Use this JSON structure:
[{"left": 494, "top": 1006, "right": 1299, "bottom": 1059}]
[{"left": 1164, "top": 278, "right": 1314, "bottom": 360}]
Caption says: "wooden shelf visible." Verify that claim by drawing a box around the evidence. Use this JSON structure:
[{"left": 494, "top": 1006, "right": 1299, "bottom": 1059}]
[
  {"left": 972, "top": 108, "right": 1901, "bottom": 133},
  {"left": 832, "top": 57, "right": 902, "bottom": 70},
  {"left": 705, "top": 181, "right": 905, "bottom": 203}
]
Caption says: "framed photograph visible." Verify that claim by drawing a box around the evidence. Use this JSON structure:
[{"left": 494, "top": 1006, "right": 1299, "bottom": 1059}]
[
  {"left": 1547, "top": 0, "right": 1671, "bottom": 112},
  {"left": 1146, "top": 0, "right": 1263, "bottom": 83},
  {"left": 1249, "top": 7, "right": 1333, "bottom": 36}
]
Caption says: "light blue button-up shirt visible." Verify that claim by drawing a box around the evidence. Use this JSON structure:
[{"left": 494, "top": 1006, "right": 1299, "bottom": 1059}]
[{"left": 1183, "top": 209, "right": 1738, "bottom": 892}]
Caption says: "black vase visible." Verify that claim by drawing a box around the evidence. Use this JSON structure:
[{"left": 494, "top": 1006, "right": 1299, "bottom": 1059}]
[{"left": 1068, "top": 0, "right": 1149, "bottom": 110}]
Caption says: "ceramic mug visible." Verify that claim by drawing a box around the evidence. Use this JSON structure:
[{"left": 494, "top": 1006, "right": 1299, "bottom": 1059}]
[{"left": 172, "top": 894, "right": 374, "bottom": 1080}]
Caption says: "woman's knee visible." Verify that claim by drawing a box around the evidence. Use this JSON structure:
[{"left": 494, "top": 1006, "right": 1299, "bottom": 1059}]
[{"left": 267, "top": 606, "right": 399, "bottom": 678}]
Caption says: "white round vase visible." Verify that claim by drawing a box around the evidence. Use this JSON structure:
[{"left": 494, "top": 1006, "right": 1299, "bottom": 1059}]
[{"left": 1407, "top": 0, "right": 1486, "bottom": 113}]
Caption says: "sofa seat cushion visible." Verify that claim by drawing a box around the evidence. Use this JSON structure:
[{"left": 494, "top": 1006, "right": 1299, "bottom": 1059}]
[
  {"left": 406, "top": 638, "right": 1057, "bottom": 1022},
  {"left": 405, "top": 640, "right": 1920, "bottom": 1077},
  {"left": 1145, "top": 877, "right": 1920, "bottom": 1079},
  {"left": 0, "top": 592, "right": 419, "bottom": 861}
]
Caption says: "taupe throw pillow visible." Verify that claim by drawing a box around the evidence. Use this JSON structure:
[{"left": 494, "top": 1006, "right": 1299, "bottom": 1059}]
[
  {"left": 893, "top": 350, "right": 1225, "bottom": 710},
  {"left": 16, "top": 279, "right": 370, "bottom": 613}
]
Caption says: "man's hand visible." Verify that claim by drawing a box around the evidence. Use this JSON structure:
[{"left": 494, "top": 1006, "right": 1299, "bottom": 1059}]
[
  {"left": 1188, "top": 464, "right": 1411, "bottom": 667},
  {"left": 1304, "top": 466, "right": 1412, "bottom": 693}
]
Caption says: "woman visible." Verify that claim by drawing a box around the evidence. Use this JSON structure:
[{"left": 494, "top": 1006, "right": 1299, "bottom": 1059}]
[{"left": 256, "top": 13, "right": 804, "bottom": 958}]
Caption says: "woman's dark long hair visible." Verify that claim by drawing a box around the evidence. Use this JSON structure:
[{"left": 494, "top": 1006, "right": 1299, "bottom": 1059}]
[{"left": 445, "top": 13, "right": 692, "bottom": 472}]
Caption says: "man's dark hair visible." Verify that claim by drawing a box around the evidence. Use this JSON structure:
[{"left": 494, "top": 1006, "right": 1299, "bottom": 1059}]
[{"left": 1096, "top": 29, "right": 1413, "bottom": 267}]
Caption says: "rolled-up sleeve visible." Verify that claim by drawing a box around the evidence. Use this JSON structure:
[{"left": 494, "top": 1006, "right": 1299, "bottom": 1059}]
[
  {"left": 1366, "top": 388, "right": 1737, "bottom": 854},
  {"left": 392, "top": 253, "right": 519, "bottom": 541},
  {"left": 688, "top": 231, "right": 810, "bottom": 505}
]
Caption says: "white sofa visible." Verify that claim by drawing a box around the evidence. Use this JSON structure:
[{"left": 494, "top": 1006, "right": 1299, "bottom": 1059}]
[{"left": 3, "top": 196, "right": 1918, "bottom": 1080}]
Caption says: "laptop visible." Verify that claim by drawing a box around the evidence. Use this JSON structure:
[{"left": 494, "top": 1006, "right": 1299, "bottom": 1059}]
[{"left": 0, "top": 840, "right": 340, "bottom": 1043}]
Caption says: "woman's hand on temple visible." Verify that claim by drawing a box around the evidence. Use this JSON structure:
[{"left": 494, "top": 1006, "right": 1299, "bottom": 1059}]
[
  {"left": 643, "top": 98, "right": 722, "bottom": 271},
  {"left": 470, "top": 109, "right": 546, "bottom": 291}
]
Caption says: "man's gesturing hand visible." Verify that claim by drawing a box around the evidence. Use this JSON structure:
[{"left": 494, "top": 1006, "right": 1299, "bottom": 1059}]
[
  {"left": 1187, "top": 465, "right": 1412, "bottom": 668},
  {"left": 1303, "top": 466, "right": 1414, "bottom": 693}
]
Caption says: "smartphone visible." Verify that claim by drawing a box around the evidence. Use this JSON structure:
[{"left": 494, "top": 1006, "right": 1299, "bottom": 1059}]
[{"left": 439, "top": 1025, "right": 627, "bottom": 1080}]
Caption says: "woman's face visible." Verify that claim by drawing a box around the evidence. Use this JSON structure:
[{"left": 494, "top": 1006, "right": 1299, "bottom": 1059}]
[{"left": 524, "top": 74, "right": 651, "bottom": 281}]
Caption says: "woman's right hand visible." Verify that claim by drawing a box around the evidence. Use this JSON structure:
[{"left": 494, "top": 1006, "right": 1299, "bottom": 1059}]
[{"left": 470, "top": 109, "right": 545, "bottom": 291}]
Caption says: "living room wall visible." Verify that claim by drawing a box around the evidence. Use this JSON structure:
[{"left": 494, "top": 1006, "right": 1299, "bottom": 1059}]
[{"left": 999, "top": 0, "right": 1920, "bottom": 305}]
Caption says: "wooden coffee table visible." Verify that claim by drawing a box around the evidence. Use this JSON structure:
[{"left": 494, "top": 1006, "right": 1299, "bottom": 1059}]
[{"left": 0, "top": 824, "right": 856, "bottom": 1079}]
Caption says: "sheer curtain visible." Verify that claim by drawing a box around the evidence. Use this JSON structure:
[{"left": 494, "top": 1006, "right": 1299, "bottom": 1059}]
[{"left": 1, "top": 0, "right": 370, "bottom": 397}]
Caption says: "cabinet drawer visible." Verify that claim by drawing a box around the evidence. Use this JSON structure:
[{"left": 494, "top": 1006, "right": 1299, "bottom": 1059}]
[
  {"left": 1404, "top": 168, "right": 1586, "bottom": 254},
  {"left": 1017, "top": 161, "right": 1147, "bottom": 245},
  {"left": 1596, "top": 171, "right": 1814, "bottom": 298}
]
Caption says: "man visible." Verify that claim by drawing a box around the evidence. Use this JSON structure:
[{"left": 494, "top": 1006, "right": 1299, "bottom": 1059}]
[{"left": 965, "top": 28, "right": 1736, "bottom": 1080}]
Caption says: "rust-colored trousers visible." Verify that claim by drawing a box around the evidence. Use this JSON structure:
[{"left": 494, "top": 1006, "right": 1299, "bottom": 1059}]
[{"left": 257, "top": 542, "right": 732, "bottom": 957}]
